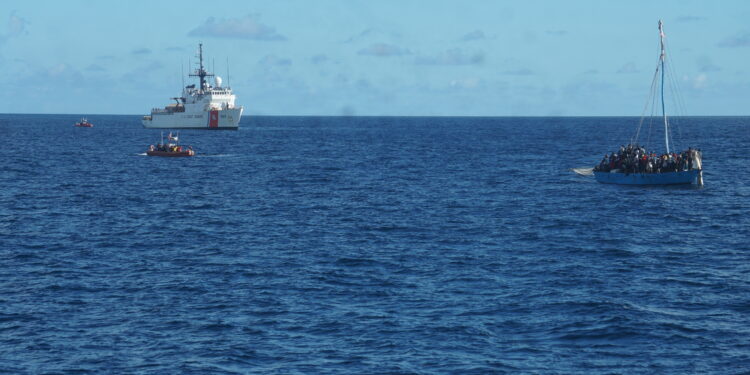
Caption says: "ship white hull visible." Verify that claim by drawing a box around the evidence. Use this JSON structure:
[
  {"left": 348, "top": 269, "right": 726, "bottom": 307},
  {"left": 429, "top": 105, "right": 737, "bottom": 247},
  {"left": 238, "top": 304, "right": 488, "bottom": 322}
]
[{"left": 142, "top": 107, "right": 243, "bottom": 129}]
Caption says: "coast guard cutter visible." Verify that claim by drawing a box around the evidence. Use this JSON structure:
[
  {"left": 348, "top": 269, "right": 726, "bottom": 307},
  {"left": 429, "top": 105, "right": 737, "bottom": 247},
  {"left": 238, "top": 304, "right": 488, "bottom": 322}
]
[{"left": 142, "top": 44, "right": 243, "bottom": 129}]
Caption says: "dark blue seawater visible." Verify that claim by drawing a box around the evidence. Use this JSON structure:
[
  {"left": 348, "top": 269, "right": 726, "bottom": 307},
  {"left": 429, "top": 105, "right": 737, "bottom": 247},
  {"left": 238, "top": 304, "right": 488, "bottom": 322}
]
[{"left": 1, "top": 114, "right": 749, "bottom": 374}]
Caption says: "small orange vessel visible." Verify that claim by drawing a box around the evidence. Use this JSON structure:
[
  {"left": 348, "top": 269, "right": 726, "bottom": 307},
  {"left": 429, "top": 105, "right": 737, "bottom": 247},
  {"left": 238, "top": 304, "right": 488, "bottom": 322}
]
[
  {"left": 147, "top": 132, "right": 195, "bottom": 157},
  {"left": 74, "top": 117, "right": 93, "bottom": 127}
]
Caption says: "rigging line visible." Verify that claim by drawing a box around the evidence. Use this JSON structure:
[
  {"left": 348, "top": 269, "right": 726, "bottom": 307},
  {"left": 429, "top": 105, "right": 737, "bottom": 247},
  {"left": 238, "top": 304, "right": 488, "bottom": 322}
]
[
  {"left": 645, "top": 89, "right": 654, "bottom": 149},
  {"left": 647, "top": 57, "right": 661, "bottom": 150},
  {"left": 634, "top": 54, "right": 663, "bottom": 145},
  {"left": 630, "top": 53, "right": 659, "bottom": 143},
  {"left": 665, "top": 53, "right": 685, "bottom": 118},
  {"left": 666, "top": 53, "right": 684, "bottom": 113},
  {"left": 671, "top": 56, "right": 690, "bottom": 125},
  {"left": 646, "top": 85, "right": 657, "bottom": 150},
  {"left": 666, "top": 64, "right": 684, "bottom": 151},
  {"left": 665, "top": 52, "right": 687, "bottom": 150},
  {"left": 647, "top": 73, "right": 658, "bottom": 149},
  {"left": 665, "top": 46, "right": 688, "bottom": 111},
  {"left": 664, "top": 60, "right": 677, "bottom": 149},
  {"left": 630, "top": 40, "right": 661, "bottom": 143},
  {"left": 647, "top": 64, "right": 661, "bottom": 151},
  {"left": 663, "top": 40, "right": 691, "bottom": 150}
]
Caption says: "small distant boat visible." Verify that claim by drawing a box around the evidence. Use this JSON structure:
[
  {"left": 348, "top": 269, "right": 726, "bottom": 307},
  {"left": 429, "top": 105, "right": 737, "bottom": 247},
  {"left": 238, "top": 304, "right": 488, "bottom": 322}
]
[
  {"left": 147, "top": 132, "right": 195, "bottom": 157},
  {"left": 74, "top": 118, "right": 93, "bottom": 127},
  {"left": 592, "top": 21, "right": 703, "bottom": 186}
]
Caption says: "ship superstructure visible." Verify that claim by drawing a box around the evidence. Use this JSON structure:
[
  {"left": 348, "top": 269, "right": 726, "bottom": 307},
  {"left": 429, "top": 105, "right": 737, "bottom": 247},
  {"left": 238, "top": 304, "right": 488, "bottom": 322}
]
[{"left": 142, "top": 44, "right": 243, "bottom": 129}]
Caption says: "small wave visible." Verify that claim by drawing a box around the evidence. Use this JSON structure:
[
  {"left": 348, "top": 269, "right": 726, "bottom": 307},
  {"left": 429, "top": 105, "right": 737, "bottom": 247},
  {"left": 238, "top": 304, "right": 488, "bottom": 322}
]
[
  {"left": 200, "top": 321, "right": 235, "bottom": 332},
  {"left": 200, "top": 154, "right": 232, "bottom": 158},
  {"left": 183, "top": 203, "right": 216, "bottom": 210},
  {"left": 570, "top": 167, "right": 594, "bottom": 176},
  {"left": 334, "top": 257, "right": 377, "bottom": 267},
  {"left": 136, "top": 152, "right": 147, "bottom": 156},
  {"left": 556, "top": 326, "right": 640, "bottom": 342}
]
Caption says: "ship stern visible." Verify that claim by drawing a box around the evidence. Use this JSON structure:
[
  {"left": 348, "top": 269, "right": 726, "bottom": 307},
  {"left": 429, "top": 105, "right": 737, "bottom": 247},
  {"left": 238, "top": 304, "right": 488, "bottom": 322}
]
[{"left": 141, "top": 115, "right": 153, "bottom": 128}]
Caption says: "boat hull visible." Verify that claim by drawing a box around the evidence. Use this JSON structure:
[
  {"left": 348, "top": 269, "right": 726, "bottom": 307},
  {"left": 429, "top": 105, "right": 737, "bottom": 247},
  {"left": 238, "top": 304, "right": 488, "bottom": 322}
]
[
  {"left": 142, "top": 107, "right": 243, "bottom": 129},
  {"left": 594, "top": 170, "right": 700, "bottom": 185},
  {"left": 74, "top": 123, "right": 93, "bottom": 127},
  {"left": 146, "top": 150, "right": 194, "bottom": 157}
]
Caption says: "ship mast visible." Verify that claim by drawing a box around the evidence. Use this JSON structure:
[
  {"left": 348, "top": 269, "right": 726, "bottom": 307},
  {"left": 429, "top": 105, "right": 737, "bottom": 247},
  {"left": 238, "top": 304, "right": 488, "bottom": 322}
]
[
  {"left": 189, "top": 43, "right": 214, "bottom": 93},
  {"left": 659, "top": 20, "right": 670, "bottom": 154}
]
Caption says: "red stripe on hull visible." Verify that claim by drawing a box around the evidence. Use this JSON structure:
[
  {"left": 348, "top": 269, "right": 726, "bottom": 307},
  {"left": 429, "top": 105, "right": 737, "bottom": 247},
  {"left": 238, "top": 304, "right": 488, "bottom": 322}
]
[{"left": 209, "top": 110, "right": 219, "bottom": 128}]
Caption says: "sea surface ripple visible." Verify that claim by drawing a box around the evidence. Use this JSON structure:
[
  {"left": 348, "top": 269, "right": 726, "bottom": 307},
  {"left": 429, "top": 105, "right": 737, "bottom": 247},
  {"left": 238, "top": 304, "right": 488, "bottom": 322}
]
[{"left": 0, "top": 114, "right": 749, "bottom": 374}]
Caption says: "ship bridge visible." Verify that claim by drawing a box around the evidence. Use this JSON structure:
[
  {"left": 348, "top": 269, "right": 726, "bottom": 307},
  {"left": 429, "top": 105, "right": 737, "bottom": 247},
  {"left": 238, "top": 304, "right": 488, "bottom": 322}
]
[{"left": 183, "top": 80, "right": 237, "bottom": 112}]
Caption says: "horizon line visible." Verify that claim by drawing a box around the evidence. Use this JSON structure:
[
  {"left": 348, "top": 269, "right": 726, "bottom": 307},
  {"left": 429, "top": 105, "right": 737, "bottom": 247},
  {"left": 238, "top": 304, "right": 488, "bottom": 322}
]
[{"left": 2, "top": 113, "right": 749, "bottom": 118}]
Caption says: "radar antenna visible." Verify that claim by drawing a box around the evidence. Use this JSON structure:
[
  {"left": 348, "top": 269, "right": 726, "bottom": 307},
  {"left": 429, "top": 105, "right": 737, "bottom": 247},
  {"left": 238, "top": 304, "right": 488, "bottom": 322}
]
[{"left": 189, "top": 43, "right": 214, "bottom": 93}]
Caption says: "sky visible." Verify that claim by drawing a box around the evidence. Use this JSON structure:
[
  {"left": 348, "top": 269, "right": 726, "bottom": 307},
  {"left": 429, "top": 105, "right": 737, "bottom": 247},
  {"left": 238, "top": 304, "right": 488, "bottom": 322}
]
[{"left": 1, "top": 0, "right": 749, "bottom": 116}]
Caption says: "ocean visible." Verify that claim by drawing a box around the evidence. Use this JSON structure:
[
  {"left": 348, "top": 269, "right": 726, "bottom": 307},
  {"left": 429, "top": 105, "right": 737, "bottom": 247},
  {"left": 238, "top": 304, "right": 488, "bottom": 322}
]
[{"left": 1, "top": 114, "right": 748, "bottom": 374}]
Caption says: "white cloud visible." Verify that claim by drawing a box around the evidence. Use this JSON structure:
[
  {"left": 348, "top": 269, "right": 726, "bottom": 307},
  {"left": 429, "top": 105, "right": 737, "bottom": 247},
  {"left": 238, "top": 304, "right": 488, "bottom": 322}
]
[
  {"left": 0, "top": 11, "right": 28, "bottom": 46},
  {"left": 697, "top": 56, "right": 720, "bottom": 72},
  {"left": 502, "top": 68, "right": 533, "bottom": 75},
  {"left": 450, "top": 78, "right": 482, "bottom": 89},
  {"left": 259, "top": 55, "right": 292, "bottom": 67},
  {"left": 545, "top": 30, "right": 567, "bottom": 36},
  {"left": 343, "top": 28, "right": 401, "bottom": 43},
  {"left": 311, "top": 54, "right": 328, "bottom": 64},
  {"left": 7, "top": 12, "right": 28, "bottom": 37},
  {"left": 718, "top": 31, "right": 750, "bottom": 48},
  {"left": 86, "top": 64, "right": 105, "bottom": 72},
  {"left": 693, "top": 73, "right": 707, "bottom": 89},
  {"left": 676, "top": 16, "right": 707, "bottom": 22},
  {"left": 357, "top": 43, "right": 410, "bottom": 57},
  {"left": 48, "top": 63, "right": 73, "bottom": 77},
  {"left": 459, "top": 30, "right": 486, "bottom": 42},
  {"left": 120, "top": 61, "right": 164, "bottom": 83},
  {"left": 415, "top": 48, "right": 484, "bottom": 65},
  {"left": 616, "top": 62, "right": 639, "bottom": 74},
  {"left": 188, "top": 14, "right": 286, "bottom": 41}
]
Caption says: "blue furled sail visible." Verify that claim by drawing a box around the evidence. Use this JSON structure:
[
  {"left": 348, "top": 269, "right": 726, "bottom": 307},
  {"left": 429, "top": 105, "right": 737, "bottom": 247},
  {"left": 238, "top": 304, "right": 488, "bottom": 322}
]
[{"left": 592, "top": 20, "right": 703, "bottom": 186}]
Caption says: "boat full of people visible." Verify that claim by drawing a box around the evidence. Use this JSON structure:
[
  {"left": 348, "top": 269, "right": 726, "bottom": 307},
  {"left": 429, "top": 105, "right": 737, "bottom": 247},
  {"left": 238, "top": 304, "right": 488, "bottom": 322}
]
[
  {"left": 147, "top": 132, "right": 194, "bottom": 157},
  {"left": 141, "top": 44, "right": 243, "bottom": 130},
  {"left": 592, "top": 21, "right": 703, "bottom": 186},
  {"left": 74, "top": 118, "right": 93, "bottom": 127},
  {"left": 594, "top": 144, "right": 701, "bottom": 185}
]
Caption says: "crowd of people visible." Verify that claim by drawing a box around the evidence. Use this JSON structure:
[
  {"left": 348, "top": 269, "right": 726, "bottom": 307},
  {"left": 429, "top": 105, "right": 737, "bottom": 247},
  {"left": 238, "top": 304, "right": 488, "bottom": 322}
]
[
  {"left": 594, "top": 144, "right": 698, "bottom": 174},
  {"left": 149, "top": 144, "right": 191, "bottom": 153}
]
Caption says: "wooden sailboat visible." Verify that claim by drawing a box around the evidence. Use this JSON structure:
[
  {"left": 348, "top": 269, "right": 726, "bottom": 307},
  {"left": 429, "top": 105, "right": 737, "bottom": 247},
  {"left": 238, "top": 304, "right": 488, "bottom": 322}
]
[{"left": 593, "top": 21, "right": 703, "bottom": 185}]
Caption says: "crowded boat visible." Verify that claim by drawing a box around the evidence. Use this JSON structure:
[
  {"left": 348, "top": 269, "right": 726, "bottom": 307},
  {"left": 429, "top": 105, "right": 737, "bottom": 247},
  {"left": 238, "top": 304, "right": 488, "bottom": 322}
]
[
  {"left": 146, "top": 132, "right": 195, "bottom": 157},
  {"left": 594, "top": 144, "right": 699, "bottom": 174},
  {"left": 589, "top": 21, "right": 703, "bottom": 185}
]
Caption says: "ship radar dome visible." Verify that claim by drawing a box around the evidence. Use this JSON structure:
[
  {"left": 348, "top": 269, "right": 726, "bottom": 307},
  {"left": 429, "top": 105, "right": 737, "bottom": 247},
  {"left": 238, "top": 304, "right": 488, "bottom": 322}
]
[{"left": 215, "top": 76, "right": 223, "bottom": 88}]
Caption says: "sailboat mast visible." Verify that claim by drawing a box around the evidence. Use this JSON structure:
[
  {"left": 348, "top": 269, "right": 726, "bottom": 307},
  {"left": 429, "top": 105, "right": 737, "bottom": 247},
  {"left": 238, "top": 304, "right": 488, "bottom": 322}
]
[{"left": 659, "top": 20, "right": 670, "bottom": 154}]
